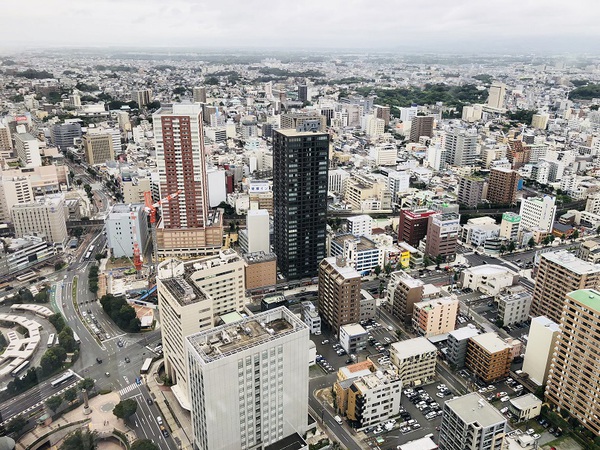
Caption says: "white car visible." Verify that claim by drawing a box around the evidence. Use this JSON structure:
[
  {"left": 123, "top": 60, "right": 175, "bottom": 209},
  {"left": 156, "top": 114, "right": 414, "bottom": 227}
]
[
  {"left": 436, "top": 392, "right": 445, "bottom": 398},
  {"left": 501, "top": 396, "right": 510, "bottom": 402},
  {"left": 500, "top": 407, "right": 508, "bottom": 414}
]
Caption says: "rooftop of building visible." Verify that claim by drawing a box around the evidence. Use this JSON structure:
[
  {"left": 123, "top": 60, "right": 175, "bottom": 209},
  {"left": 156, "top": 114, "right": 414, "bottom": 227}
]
[
  {"left": 243, "top": 251, "right": 277, "bottom": 264},
  {"left": 509, "top": 393, "right": 542, "bottom": 411},
  {"left": 16, "top": 132, "right": 36, "bottom": 141},
  {"left": 12, "top": 193, "right": 64, "bottom": 209},
  {"left": 109, "top": 203, "right": 145, "bottom": 215},
  {"left": 347, "top": 214, "right": 372, "bottom": 222},
  {"left": 332, "top": 234, "right": 377, "bottom": 251},
  {"left": 402, "top": 209, "right": 436, "bottom": 219},
  {"left": 154, "top": 103, "right": 201, "bottom": 116},
  {"left": 354, "top": 370, "right": 401, "bottom": 392},
  {"left": 541, "top": 250, "right": 600, "bottom": 274},
  {"left": 262, "top": 294, "right": 286, "bottom": 305},
  {"left": 161, "top": 276, "right": 208, "bottom": 307},
  {"left": 187, "top": 307, "right": 307, "bottom": 363},
  {"left": 274, "top": 128, "right": 327, "bottom": 137},
  {"left": 445, "top": 392, "right": 507, "bottom": 427},
  {"left": 449, "top": 325, "right": 480, "bottom": 340},
  {"left": 498, "top": 291, "right": 532, "bottom": 303},
  {"left": 568, "top": 289, "right": 600, "bottom": 312},
  {"left": 264, "top": 432, "right": 306, "bottom": 450},
  {"left": 391, "top": 270, "right": 424, "bottom": 289},
  {"left": 391, "top": 337, "right": 437, "bottom": 358},
  {"left": 397, "top": 436, "right": 438, "bottom": 450},
  {"left": 531, "top": 316, "right": 560, "bottom": 332},
  {"left": 414, "top": 297, "right": 458, "bottom": 312},
  {"left": 470, "top": 332, "right": 511, "bottom": 353},
  {"left": 464, "top": 264, "right": 516, "bottom": 276},
  {"left": 338, "top": 361, "right": 374, "bottom": 380},
  {"left": 321, "top": 257, "right": 361, "bottom": 280},
  {"left": 340, "top": 323, "right": 367, "bottom": 336}
]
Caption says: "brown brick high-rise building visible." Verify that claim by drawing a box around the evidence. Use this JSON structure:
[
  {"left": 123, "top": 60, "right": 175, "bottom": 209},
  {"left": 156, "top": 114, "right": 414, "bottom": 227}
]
[
  {"left": 530, "top": 250, "right": 600, "bottom": 324},
  {"left": 546, "top": 289, "right": 600, "bottom": 436},
  {"left": 409, "top": 115, "right": 434, "bottom": 143},
  {"left": 486, "top": 168, "right": 520, "bottom": 205},
  {"left": 507, "top": 140, "right": 530, "bottom": 169},
  {"left": 424, "top": 212, "right": 460, "bottom": 262},
  {"left": 318, "top": 257, "right": 361, "bottom": 336},
  {"left": 466, "top": 333, "right": 512, "bottom": 383}
]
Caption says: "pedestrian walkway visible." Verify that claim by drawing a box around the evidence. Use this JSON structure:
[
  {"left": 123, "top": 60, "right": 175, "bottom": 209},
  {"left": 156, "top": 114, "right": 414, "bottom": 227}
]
[{"left": 118, "top": 383, "right": 140, "bottom": 397}]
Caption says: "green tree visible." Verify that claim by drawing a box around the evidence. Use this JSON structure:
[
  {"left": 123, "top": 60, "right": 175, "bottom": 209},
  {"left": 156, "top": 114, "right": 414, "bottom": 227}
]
[
  {"left": 60, "top": 429, "right": 98, "bottom": 450},
  {"left": 58, "top": 328, "right": 76, "bottom": 352},
  {"left": 48, "top": 313, "right": 66, "bottom": 333},
  {"left": 435, "top": 254, "right": 443, "bottom": 267},
  {"left": 373, "top": 265, "right": 382, "bottom": 277},
  {"left": 75, "top": 179, "right": 83, "bottom": 186},
  {"left": 40, "top": 347, "right": 67, "bottom": 374},
  {"left": 78, "top": 378, "right": 95, "bottom": 392},
  {"left": 499, "top": 244, "right": 507, "bottom": 255},
  {"left": 572, "top": 229, "right": 580, "bottom": 240},
  {"left": 423, "top": 255, "right": 431, "bottom": 267},
  {"left": 113, "top": 398, "right": 138, "bottom": 420},
  {"left": 64, "top": 387, "right": 78, "bottom": 403},
  {"left": 528, "top": 237, "right": 536, "bottom": 248},
  {"left": 384, "top": 263, "right": 393, "bottom": 275},
  {"left": 131, "top": 439, "right": 160, "bottom": 450},
  {"left": 5, "top": 416, "right": 27, "bottom": 435},
  {"left": 495, "top": 318, "right": 505, "bottom": 328},
  {"left": 46, "top": 395, "right": 63, "bottom": 412}
]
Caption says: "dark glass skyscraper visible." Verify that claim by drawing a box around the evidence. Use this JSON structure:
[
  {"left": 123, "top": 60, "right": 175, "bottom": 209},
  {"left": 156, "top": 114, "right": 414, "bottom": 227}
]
[{"left": 273, "top": 126, "right": 328, "bottom": 280}]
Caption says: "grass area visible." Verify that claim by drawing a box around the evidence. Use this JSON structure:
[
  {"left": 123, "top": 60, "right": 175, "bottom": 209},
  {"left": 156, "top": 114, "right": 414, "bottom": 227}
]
[
  {"left": 72, "top": 276, "right": 78, "bottom": 304},
  {"left": 541, "top": 435, "right": 579, "bottom": 450}
]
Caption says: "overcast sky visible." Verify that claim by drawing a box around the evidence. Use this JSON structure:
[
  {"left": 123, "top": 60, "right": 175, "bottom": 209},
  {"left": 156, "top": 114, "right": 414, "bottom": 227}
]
[{"left": 2, "top": 0, "right": 599, "bottom": 53}]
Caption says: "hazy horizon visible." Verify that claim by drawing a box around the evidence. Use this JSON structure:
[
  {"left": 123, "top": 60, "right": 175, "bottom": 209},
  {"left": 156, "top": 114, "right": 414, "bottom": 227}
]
[{"left": 2, "top": 0, "right": 600, "bottom": 55}]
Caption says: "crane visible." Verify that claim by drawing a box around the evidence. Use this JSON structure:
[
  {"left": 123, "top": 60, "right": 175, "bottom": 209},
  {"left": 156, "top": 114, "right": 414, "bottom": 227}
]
[{"left": 144, "top": 190, "right": 181, "bottom": 273}]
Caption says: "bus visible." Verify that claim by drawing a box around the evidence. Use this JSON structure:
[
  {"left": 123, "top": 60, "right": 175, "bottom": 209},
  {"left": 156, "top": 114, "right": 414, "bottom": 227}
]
[
  {"left": 84, "top": 251, "right": 92, "bottom": 260},
  {"left": 47, "top": 333, "right": 56, "bottom": 348},
  {"left": 73, "top": 332, "right": 81, "bottom": 345},
  {"left": 50, "top": 370, "right": 75, "bottom": 388},
  {"left": 140, "top": 358, "right": 153, "bottom": 374},
  {"left": 11, "top": 360, "right": 30, "bottom": 377},
  {"left": 16, "top": 271, "right": 36, "bottom": 282}
]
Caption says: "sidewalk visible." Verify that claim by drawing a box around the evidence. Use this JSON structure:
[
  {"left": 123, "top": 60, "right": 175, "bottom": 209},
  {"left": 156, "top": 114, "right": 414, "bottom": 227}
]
[
  {"left": 16, "top": 392, "right": 136, "bottom": 449},
  {"left": 145, "top": 361, "right": 193, "bottom": 449}
]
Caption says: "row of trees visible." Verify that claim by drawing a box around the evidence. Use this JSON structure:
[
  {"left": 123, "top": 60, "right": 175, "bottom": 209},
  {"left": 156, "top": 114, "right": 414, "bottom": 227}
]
[
  {"left": 100, "top": 294, "right": 141, "bottom": 332},
  {"left": 88, "top": 264, "right": 99, "bottom": 295}
]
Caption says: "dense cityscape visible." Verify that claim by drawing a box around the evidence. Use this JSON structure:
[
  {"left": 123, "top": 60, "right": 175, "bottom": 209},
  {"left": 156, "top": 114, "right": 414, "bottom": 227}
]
[{"left": 1, "top": 21, "right": 600, "bottom": 450}]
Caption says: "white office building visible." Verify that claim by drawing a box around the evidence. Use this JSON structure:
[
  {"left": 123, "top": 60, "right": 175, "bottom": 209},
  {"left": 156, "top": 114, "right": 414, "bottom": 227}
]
[
  {"left": 346, "top": 215, "right": 372, "bottom": 237},
  {"left": 518, "top": 195, "right": 556, "bottom": 233},
  {"left": 186, "top": 307, "right": 309, "bottom": 450},
  {"left": 157, "top": 250, "right": 247, "bottom": 410},
  {"left": 105, "top": 204, "right": 149, "bottom": 258},
  {"left": 14, "top": 133, "right": 41, "bottom": 168},
  {"left": 439, "top": 393, "right": 506, "bottom": 450},
  {"left": 328, "top": 168, "right": 350, "bottom": 194},
  {"left": 239, "top": 209, "right": 270, "bottom": 255},
  {"left": 12, "top": 194, "right": 68, "bottom": 247}
]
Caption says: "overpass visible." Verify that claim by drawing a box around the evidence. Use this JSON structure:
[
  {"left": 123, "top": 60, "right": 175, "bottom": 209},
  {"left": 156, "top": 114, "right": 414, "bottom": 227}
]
[{"left": 66, "top": 219, "right": 105, "bottom": 228}]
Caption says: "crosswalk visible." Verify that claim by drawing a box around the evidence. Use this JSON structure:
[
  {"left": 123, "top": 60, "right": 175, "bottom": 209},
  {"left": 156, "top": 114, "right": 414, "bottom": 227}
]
[{"left": 119, "top": 383, "right": 139, "bottom": 397}]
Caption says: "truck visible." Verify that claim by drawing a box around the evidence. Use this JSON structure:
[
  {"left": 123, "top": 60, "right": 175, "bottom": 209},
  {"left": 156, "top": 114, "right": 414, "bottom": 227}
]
[{"left": 334, "top": 415, "right": 343, "bottom": 425}]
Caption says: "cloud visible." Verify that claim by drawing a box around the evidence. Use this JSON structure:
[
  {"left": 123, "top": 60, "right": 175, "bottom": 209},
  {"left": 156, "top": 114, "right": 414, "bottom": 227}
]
[{"left": 1, "top": 0, "right": 599, "bottom": 51}]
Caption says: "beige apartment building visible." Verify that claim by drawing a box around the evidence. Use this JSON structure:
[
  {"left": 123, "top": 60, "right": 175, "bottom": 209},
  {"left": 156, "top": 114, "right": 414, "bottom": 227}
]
[
  {"left": 243, "top": 251, "right": 277, "bottom": 290},
  {"left": 530, "top": 250, "right": 600, "bottom": 323},
  {"left": 11, "top": 194, "right": 68, "bottom": 247},
  {"left": 465, "top": 333, "right": 512, "bottom": 383},
  {"left": 387, "top": 270, "right": 424, "bottom": 324},
  {"left": 522, "top": 316, "right": 560, "bottom": 387},
  {"left": 343, "top": 174, "right": 391, "bottom": 211},
  {"left": 122, "top": 177, "right": 151, "bottom": 204},
  {"left": 0, "top": 176, "right": 33, "bottom": 223},
  {"left": 156, "top": 249, "right": 247, "bottom": 410},
  {"left": 390, "top": 337, "right": 437, "bottom": 386},
  {"left": 546, "top": 289, "right": 600, "bottom": 436},
  {"left": 412, "top": 297, "right": 459, "bottom": 337},
  {"left": 83, "top": 132, "right": 115, "bottom": 165},
  {"left": 318, "top": 256, "right": 361, "bottom": 336}
]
